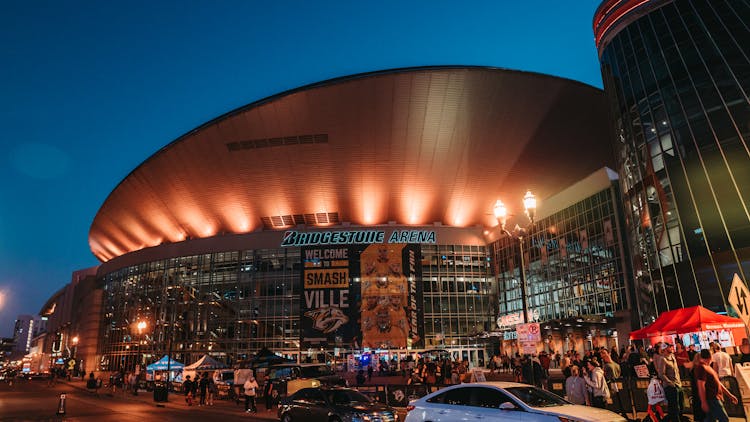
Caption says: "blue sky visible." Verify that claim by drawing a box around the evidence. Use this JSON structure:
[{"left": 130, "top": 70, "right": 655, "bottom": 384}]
[{"left": 0, "top": 0, "right": 604, "bottom": 337}]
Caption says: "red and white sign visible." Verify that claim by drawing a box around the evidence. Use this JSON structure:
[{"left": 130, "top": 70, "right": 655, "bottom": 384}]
[{"left": 516, "top": 323, "right": 541, "bottom": 342}]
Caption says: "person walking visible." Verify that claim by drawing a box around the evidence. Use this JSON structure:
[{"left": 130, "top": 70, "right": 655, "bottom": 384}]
[
  {"left": 198, "top": 372, "right": 209, "bottom": 406},
  {"left": 601, "top": 350, "right": 624, "bottom": 414},
  {"left": 263, "top": 375, "right": 274, "bottom": 411},
  {"left": 130, "top": 372, "right": 139, "bottom": 395},
  {"left": 207, "top": 375, "right": 217, "bottom": 405},
  {"left": 740, "top": 338, "right": 750, "bottom": 364},
  {"left": 243, "top": 374, "right": 259, "bottom": 413},
  {"left": 584, "top": 360, "right": 610, "bottom": 409},
  {"left": 687, "top": 350, "right": 706, "bottom": 422},
  {"left": 564, "top": 366, "right": 589, "bottom": 406},
  {"left": 696, "top": 348, "right": 738, "bottom": 422},
  {"left": 183, "top": 375, "right": 195, "bottom": 406},
  {"left": 656, "top": 343, "right": 683, "bottom": 421},
  {"left": 711, "top": 342, "right": 733, "bottom": 378},
  {"left": 86, "top": 372, "right": 98, "bottom": 393}
]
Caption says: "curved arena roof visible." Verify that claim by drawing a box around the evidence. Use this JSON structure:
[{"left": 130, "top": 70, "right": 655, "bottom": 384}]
[{"left": 89, "top": 66, "right": 613, "bottom": 262}]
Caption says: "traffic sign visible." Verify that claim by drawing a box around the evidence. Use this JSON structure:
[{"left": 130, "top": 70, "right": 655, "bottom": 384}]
[
  {"left": 728, "top": 273, "right": 750, "bottom": 328},
  {"left": 516, "top": 323, "right": 541, "bottom": 342}
]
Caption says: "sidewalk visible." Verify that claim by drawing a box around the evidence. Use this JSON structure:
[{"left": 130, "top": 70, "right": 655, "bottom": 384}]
[{"left": 58, "top": 378, "right": 279, "bottom": 420}]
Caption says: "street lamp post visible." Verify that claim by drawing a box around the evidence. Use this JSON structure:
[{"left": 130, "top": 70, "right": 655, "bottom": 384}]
[
  {"left": 494, "top": 190, "right": 537, "bottom": 324},
  {"left": 71, "top": 336, "right": 79, "bottom": 358},
  {"left": 71, "top": 336, "right": 79, "bottom": 378},
  {"left": 137, "top": 321, "right": 147, "bottom": 373}
]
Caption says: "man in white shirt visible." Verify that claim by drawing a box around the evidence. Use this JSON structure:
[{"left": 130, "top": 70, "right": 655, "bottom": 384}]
[{"left": 711, "top": 342, "right": 733, "bottom": 378}]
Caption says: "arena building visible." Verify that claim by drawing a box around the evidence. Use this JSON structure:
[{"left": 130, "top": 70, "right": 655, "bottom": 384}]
[
  {"left": 89, "top": 66, "right": 617, "bottom": 371},
  {"left": 594, "top": 0, "right": 750, "bottom": 326}
]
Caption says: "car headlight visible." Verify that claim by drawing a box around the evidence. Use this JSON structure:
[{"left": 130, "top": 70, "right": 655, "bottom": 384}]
[{"left": 351, "top": 413, "right": 373, "bottom": 422}]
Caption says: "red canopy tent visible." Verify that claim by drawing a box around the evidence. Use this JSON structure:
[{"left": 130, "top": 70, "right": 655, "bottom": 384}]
[{"left": 630, "top": 306, "right": 746, "bottom": 343}]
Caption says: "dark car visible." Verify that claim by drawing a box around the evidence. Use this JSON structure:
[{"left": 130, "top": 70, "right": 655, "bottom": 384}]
[
  {"left": 267, "top": 363, "right": 347, "bottom": 397},
  {"left": 279, "top": 386, "right": 398, "bottom": 422}
]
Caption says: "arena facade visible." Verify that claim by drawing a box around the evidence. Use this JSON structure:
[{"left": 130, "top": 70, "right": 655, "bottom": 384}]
[{"left": 87, "top": 66, "right": 619, "bottom": 371}]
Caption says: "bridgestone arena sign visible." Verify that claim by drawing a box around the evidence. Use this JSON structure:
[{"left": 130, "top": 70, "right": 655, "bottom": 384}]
[{"left": 281, "top": 230, "right": 436, "bottom": 247}]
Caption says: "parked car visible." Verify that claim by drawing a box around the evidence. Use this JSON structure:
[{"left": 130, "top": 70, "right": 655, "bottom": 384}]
[
  {"left": 405, "top": 381, "right": 626, "bottom": 422},
  {"left": 279, "top": 386, "right": 398, "bottom": 422},
  {"left": 267, "top": 363, "right": 346, "bottom": 397}
]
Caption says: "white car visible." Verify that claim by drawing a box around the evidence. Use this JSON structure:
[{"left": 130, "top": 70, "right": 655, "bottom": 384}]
[{"left": 404, "top": 381, "right": 626, "bottom": 422}]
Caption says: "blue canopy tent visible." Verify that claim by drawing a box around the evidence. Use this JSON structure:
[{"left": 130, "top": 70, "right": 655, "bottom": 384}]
[
  {"left": 146, "top": 355, "right": 184, "bottom": 382},
  {"left": 147, "top": 355, "right": 184, "bottom": 371}
]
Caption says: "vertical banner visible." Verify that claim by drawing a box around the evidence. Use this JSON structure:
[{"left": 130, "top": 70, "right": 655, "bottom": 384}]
[
  {"left": 579, "top": 229, "right": 589, "bottom": 251},
  {"left": 603, "top": 219, "right": 614, "bottom": 246},
  {"left": 301, "top": 247, "right": 359, "bottom": 348},
  {"left": 359, "top": 243, "right": 423, "bottom": 349},
  {"left": 300, "top": 243, "right": 423, "bottom": 350}
]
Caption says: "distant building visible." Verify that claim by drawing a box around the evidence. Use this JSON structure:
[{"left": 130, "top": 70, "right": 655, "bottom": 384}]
[
  {"left": 38, "top": 267, "right": 102, "bottom": 376},
  {"left": 0, "top": 337, "right": 15, "bottom": 359},
  {"left": 13, "top": 315, "right": 46, "bottom": 354}
]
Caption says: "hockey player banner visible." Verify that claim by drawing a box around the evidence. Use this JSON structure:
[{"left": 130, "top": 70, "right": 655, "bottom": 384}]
[{"left": 359, "top": 243, "right": 423, "bottom": 349}]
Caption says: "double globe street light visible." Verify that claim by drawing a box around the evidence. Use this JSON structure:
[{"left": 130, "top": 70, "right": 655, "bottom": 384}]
[{"left": 494, "top": 190, "right": 537, "bottom": 324}]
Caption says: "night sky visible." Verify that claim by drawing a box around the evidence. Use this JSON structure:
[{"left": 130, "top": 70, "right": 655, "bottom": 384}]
[{"left": 0, "top": 0, "right": 604, "bottom": 337}]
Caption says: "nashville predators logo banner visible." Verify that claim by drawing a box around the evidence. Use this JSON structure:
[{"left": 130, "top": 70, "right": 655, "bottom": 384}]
[{"left": 300, "top": 244, "right": 423, "bottom": 349}]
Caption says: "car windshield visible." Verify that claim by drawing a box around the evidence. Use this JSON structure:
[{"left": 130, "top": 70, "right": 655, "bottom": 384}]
[
  {"left": 505, "top": 386, "right": 569, "bottom": 408},
  {"left": 325, "top": 390, "right": 372, "bottom": 404},
  {"left": 300, "top": 365, "right": 334, "bottom": 377}
]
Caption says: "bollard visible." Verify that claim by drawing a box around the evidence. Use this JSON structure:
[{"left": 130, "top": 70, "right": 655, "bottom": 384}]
[{"left": 56, "top": 393, "right": 67, "bottom": 416}]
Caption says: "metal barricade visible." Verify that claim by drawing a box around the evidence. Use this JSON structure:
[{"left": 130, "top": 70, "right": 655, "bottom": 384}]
[
  {"left": 357, "top": 385, "right": 387, "bottom": 404},
  {"left": 385, "top": 384, "right": 429, "bottom": 407},
  {"left": 721, "top": 376, "right": 746, "bottom": 418}
]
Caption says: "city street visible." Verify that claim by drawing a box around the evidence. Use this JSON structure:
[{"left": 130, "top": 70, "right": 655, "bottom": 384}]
[{"left": 0, "top": 377, "right": 277, "bottom": 421}]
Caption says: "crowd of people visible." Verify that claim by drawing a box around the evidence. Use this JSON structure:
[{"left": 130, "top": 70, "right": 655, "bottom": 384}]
[
  {"left": 482, "top": 338, "right": 749, "bottom": 422},
  {"left": 554, "top": 339, "right": 747, "bottom": 422},
  {"left": 181, "top": 372, "right": 219, "bottom": 406},
  {"left": 352, "top": 355, "right": 476, "bottom": 388}
]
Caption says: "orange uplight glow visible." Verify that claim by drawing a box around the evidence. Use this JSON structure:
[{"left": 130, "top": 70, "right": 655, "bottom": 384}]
[
  {"left": 360, "top": 181, "right": 386, "bottom": 225},
  {"left": 88, "top": 67, "right": 614, "bottom": 261},
  {"left": 403, "top": 190, "right": 432, "bottom": 225}
]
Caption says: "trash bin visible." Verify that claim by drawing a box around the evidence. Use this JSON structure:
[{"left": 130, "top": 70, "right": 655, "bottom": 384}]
[{"left": 153, "top": 381, "right": 169, "bottom": 402}]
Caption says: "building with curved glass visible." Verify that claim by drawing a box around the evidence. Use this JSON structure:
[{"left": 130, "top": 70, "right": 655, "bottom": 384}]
[
  {"left": 490, "top": 168, "right": 633, "bottom": 355},
  {"left": 594, "top": 0, "right": 750, "bottom": 326},
  {"left": 86, "top": 66, "right": 616, "bottom": 372}
]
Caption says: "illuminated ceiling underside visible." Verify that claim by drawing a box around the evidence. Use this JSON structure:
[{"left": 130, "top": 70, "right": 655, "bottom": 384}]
[{"left": 89, "top": 66, "right": 613, "bottom": 262}]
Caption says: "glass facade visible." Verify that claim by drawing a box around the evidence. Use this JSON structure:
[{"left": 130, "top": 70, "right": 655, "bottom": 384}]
[
  {"left": 490, "top": 185, "right": 630, "bottom": 328},
  {"left": 598, "top": 0, "right": 750, "bottom": 326},
  {"left": 98, "top": 242, "right": 495, "bottom": 372}
]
